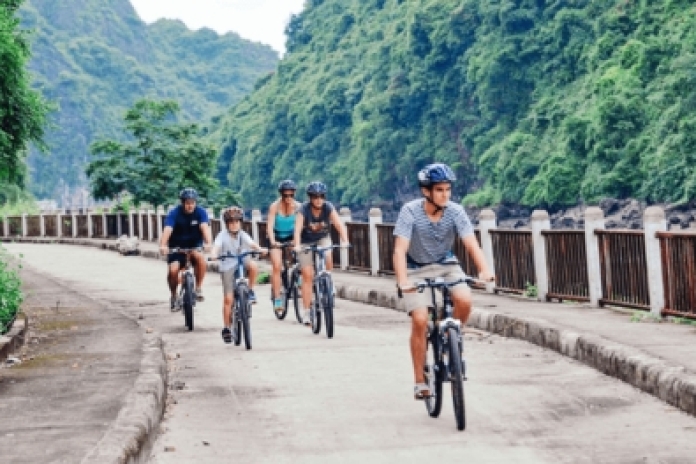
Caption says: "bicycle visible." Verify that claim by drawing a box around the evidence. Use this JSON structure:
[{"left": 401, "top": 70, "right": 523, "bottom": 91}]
[
  {"left": 400, "top": 276, "right": 474, "bottom": 431},
  {"left": 300, "top": 243, "right": 349, "bottom": 339},
  {"left": 169, "top": 247, "right": 201, "bottom": 332},
  {"left": 209, "top": 250, "right": 265, "bottom": 350},
  {"left": 270, "top": 242, "right": 301, "bottom": 322}
]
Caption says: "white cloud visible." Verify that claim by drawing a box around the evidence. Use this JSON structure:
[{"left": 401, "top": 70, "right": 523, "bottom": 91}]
[{"left": 130, "top": 0, "right": 306, "bottom": 53}]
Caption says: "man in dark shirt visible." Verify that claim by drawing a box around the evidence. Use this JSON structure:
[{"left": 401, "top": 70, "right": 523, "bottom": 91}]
[{"left": 159, "top": 188, "right": 212, "bottom": 309}]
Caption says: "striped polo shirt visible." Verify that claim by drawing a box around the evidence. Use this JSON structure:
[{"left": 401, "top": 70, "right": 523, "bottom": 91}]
[{"left": 393, "top": 199, "right": 474, "bottom": 265}]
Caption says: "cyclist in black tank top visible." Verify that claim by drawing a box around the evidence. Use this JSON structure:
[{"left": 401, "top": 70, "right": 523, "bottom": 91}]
[{"left": 293, "top": 181, "right": 350, "bottom": 325}]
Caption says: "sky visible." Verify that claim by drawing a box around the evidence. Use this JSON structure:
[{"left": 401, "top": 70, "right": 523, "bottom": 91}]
[{"left": 129, "top": 0, "right": 306, "bottom": 54}]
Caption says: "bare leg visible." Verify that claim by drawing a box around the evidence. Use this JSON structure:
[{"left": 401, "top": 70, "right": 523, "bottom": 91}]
[
  {"left": 270, "top": 248, "right": 282, "bottom": 298},
  {"left": 167, "top": 263, "right": 180, "bottom": 298},
  {"left": 301, "top": 265, "right": 315, "bottom": 310},
  {"left": 247, "top": 260, "right": 259, "bottom": 290},
  {"left": 223, "top": 294, "right": 234, "bottom": 326},
  {"left": 451, "top": 287, "right": 473, "bottom": 324},
  {"left": 410, "top": 308, "right": 429, "bottom": 384},
  {"left": 192, "top": 251, "right": 207, "bottom": 290},
  {"left": 325, "top": 252, "right": 334, "bottom": 271}
]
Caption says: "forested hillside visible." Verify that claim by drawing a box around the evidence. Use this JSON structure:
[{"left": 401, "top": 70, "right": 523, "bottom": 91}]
[
  {"left": 19, "top": 0, "right": 278, "bottom": 200},
  {"left": 215, "top": 0, "right": 696, "bottom": 209}
]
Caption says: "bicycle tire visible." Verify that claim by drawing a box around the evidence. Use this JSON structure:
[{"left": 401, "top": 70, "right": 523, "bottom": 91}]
[
  {"left": 448, "top": 327, "right": 466, "bottom": 431},
  {"left": 425, "top": 329, "right": 443, "bottom": 418},
  {"left": 274, "top": 270, "right": 289, "bottom": 320},
  {"left": 183, "top": 273, "right": 194, "bottom": 331},
  {"left": 320, "top": 275, "right": 334, "bottom": 339},
  {"left": 311, "top": 282, "right": 322, "bottom": 334},
  {"left": 233, "top": 298, "right": 242, "bottom": 346},
  {"left": 236, "top": 289, "right": 252, "bottom": 350},
  {"left": 292, "top": 270, "right": 302, "bottom": 324}
]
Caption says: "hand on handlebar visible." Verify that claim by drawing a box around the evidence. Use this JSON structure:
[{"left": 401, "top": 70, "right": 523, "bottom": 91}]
[{"left": 478, "top": 271, "right": 495, "bottom": 283}]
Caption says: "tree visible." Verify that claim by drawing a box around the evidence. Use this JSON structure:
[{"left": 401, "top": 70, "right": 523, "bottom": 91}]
[
  {"left": 86, "top": 99, "right": 221, "bottom": 209},
  {"left": 0, "top": 0, "right": 48, "bottom": 194}
]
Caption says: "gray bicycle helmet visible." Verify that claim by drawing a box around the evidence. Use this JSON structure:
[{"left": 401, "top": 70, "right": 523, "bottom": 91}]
[
  {"left": 417, "top": 163, "right": 457, "bottom": 187},
  {"left": 179, "top": 187, "right": 198, "bottom": 201},
  {"left": 277, "top": 179, "right": 297, "bottom": 192},
  {"left": 306, "top": 181, "right": 328, "bottom": 195}
]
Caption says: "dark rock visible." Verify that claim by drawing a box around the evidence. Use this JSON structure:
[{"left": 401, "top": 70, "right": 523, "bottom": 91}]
[
  {"left": 606, "top": 219, "right": 620, "bottom": 229},
  {"left": 629, "top": 221, "right": 642, "bottom": 230},
  {"left": 513, "top": 220, "right": 527, "bottom": 229},
  {"left": 599, "top": 198, "right": 621, "bottom": 215},
  {"left": 559, "top": 217, "right": 576, "bottom": 229},
  {"left": 577, "top": 219, "right": 585, "bottom": 229},
  {"left": 495, "top": 205, "right": 512, "bottom": 221}
]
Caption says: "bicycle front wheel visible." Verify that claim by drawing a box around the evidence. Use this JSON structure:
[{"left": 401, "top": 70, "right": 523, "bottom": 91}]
[
  {"left": 183, "top": 273, "right": 194, "bottom": 331},
  {"left": 238, "top": 290, "right": 252, "bottom": 350},
  {"left": 275, "top": 270, "right": 289, "bottom": 320},
  {"left": 425, "top": 329, "right": 443, "bottom": 418},
  {"left": 292, "top": 271, "right": 302, "bottom": 324},
  {"left": 320, "top": 275, "right": 334, "bottom": 339},
  {"left": 448, "top": 327, "right": 466, "bottom": 431}
]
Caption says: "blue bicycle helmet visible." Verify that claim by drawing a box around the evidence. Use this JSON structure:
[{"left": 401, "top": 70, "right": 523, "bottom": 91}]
[
  {"left": 417, "top": 163, "right": 457, "bottom": 187},
  {"left": 179, "top": 187, "right": 198, "bottom": 202},
  {"left": 277, "top": 179, "right": 297, "bottom": 192},
  {"left": 306, "top": 181, "right": 328, "bottom": 195}
]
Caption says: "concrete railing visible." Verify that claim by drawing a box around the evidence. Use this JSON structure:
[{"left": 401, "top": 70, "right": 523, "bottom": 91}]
[{"left": 3, "top": 206, "right": 694, "bottom": 318}]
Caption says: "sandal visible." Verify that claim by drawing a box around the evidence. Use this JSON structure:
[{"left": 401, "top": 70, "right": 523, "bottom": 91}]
[
  {"left": 221, "top": 327, "right": 232, "bottom": 344},
  {"left": 414, "top": 383, "right": 431, "bottom": 400},
  {"left": 195, "top": 288, "right": 204, "bottom": 302}
]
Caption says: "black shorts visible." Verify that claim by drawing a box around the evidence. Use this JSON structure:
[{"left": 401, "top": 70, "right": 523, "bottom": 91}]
[
  {"left": 167, "top": 247, "right": 202, "bottom": 268},
  {"left": 272, "top": 234, "right": 293, "bottom": 244}
]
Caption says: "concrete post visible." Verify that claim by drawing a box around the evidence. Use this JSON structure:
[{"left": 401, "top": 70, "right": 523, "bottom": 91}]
[
  {"left": 101, "top": 212, "right": 107, "bottom": 238},
  {"left": 644, "top": 206, "right": 667, "bottom": 316},
  {"left": 2, "top": 215, "right": 7, "bottom": 237},
  {"left": 478, "top": 209, "right": 497, "bottom": 293},
  {"left": 530, "top": 210, "right": 551, "bottom": 301},
  {"left": 339, "top": 207, "right": 352, "bottom": 270},
  {"left": 157, "top": 206, "right": 165, "bottom": 241},
  {"left": 40, "top": 213, "right": 46, "bottom": 237},
  {"left": 128, "top": 211, "right": 134, "bottom": 238},
  {"left": 251, "top": 209, "right": 262, "bottom": 243},
  {"left": 87, "top": 212, "right": 93, "bottom": 238},
  {"left": 368, "top": 208, "right": 383, "bottom": 276},
  {"left": 56, "top": 212, "right": 62, "bottom": 238},
  {"left": 147, "top": 210, "right": 154, "bottom": 241},
  {"left": 116, "top": 213, "right": 122, "bottom": 236},
  {"left": 71, "top": 214, "right": 78, "bottom": 238},
  {"left": 584, "top": 207, "right": 605, "bottom": 307},
  {"left": 21, "top": 213, "right": 27, "bottom": 237}
]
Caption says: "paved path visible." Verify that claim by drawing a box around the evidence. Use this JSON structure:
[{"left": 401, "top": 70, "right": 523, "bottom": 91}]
[{"left": 3, "top": 243, "right": 696, "bottom": 463}]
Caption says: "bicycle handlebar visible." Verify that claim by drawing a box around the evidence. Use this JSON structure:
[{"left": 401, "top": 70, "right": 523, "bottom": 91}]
[
  {"left": 168, "top": 247, "right": 203, "bottom": 254},
  {"left": 208, "top": 249, "right": 268, "bottom": 262},
  {"left": 300, "top": 244, "right": 351, "bottom": 254},
  {"left": 396, "top": 277, "right": 476, "bottom": 299}
]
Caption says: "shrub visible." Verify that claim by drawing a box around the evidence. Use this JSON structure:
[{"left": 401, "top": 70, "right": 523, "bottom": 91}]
[{"left": 0, "top": 246, "right": 23, "bottom": 335}]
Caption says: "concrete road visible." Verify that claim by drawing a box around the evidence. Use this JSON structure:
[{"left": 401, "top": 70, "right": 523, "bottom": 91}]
[{"left": 5, "top": 243, "right": 696, "bottom": 464}]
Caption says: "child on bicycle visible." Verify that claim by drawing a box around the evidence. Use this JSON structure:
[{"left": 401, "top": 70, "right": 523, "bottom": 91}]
[{"left": 211, "top": 207, "right": 265, "bottom": 344}]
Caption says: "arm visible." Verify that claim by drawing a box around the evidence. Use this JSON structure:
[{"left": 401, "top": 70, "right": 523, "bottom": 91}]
[
  {"left": 159, "top": 226, "right": 173, "bottom": 253},
  {"left": 293, "top": 211, "right": 304, "bottom": 251},
  {"left": 210, "top": 235, "right": 221, "bottom": 260},
  {"left": 266, "top": 201, "right": 278, "bottom": 246},
  {"left": 200, "top": 223, "right": 212, "bottom": 251},
  {"left": 393, "top": 236, "right": 413, "bottom": 291},
  {"left": 329, "top": 209, "right": 349, "bottom": 243},
  {"left": 462, "top": 234, "right": 494, "bottom": 281}
]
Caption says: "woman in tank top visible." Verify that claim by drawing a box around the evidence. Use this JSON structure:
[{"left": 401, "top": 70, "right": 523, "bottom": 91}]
[{"left": 267, "top": 180, "right": 301, "bottom": 312}]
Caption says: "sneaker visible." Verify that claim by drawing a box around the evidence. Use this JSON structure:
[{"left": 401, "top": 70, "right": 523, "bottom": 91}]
[
  {"left": 273, "top": 298, "right": 284, "bottom": 313},
  {"left": 170, "top": 296, "right": 176, "bottom": 311},
  {"left": 303, "top": 310, "right": 311, "bottom": 326},
  {"left": 195, "top": 288, "right": 204, "bottom": 302},
  {"left": 221, "top": 327, "right": 232, "bottom": 344},
  {"left": 249, "top": 290, "right": 257, "bottom": 304}
]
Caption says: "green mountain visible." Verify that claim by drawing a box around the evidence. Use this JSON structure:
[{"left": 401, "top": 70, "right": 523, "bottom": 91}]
[
  {"left": 19, "top": 0, "right": 278, "bottom": 200},
  {"left": 215, "top": 0, "right": 696, "bottom": 209}
]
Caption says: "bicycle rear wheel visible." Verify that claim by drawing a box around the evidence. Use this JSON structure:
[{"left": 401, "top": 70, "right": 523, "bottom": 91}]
[
  {"left": 425, "top": 329, "right": 443, "bottom": 418},
  {"left": 320, "top": 275, "right": 334, "bottom": 339},
  {"left": 292, "top": 270, "right": 302, "bottom": 324},
  {"left": 447, "top": 327, "right": 466, "bottom": 431},
  {"left": 311, "top": 283, "right": 322, "bottom": 334},
  {"left": 233, "top": 299, "right": 242, "bottom": 346},
  {"left": 183, "top": 273, "right": 194, "bottom": 331}
]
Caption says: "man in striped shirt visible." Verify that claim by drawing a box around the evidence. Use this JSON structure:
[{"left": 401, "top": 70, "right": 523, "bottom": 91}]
[{"left": 393, "top": 163, "right": 494, "bottom": 400}]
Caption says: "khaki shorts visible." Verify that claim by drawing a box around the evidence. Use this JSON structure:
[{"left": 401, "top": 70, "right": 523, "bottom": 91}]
[
  {"left": 298, "top": 236, "right": 332, "bottom": 269},
  {"left": 400, "top": 263, "right": 471, "bottom": 314},
  {"left": 220, "top": 260, "right": 251, "bottom": 295}
]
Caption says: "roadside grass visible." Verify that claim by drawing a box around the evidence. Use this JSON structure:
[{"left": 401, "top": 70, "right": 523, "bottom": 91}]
[{"left": 0, "top": 245, "right": 23, "bottom": 335}]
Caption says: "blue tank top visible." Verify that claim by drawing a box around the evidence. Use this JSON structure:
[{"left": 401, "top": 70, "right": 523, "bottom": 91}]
[{"left": 274, "top": 211, "right": 295, "bottom": 240}]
